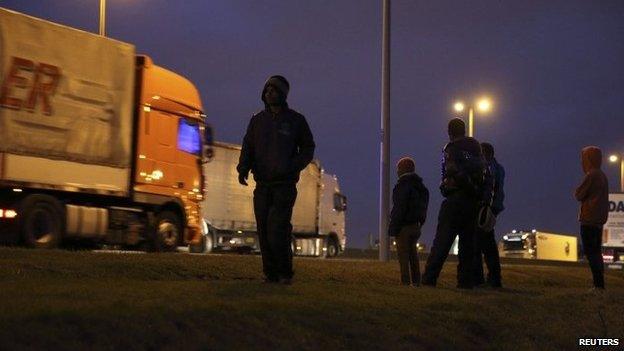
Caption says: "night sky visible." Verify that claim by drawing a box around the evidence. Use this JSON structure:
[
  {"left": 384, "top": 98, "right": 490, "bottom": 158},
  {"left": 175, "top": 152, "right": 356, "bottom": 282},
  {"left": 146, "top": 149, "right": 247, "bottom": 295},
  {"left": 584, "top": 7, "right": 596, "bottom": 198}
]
[{"left": 4, "top": 1, "right": 624, "bottom": 248}]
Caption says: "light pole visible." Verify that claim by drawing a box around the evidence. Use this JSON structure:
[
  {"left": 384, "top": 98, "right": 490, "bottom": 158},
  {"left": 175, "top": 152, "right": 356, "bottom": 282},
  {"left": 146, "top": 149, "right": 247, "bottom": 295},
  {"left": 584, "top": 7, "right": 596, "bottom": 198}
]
[
  {"left": 453, "top": 98, "right": 492, "bottom": 138},
  {"left": 609, "top": 154, "right": 624, "bottom": 192},
  {"left": 99, "top": 0, "right": 106, "bottom": 36},
  {"left": 379, "top": 0, "right": 391, "bottom": 262}
]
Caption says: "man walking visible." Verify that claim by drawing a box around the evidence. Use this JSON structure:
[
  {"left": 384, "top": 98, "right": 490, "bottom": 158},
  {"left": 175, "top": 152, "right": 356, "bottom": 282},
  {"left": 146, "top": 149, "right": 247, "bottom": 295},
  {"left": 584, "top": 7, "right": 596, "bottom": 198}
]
[
  {"left": 473, "top": 142, "right": 504, "bottom": 288},
  {"left": 237, "top": 75, "right": 315, "bottom": 284},
  {"left": 388, "top": 157, "right": 429, "bottom": 286},
  {"left": 422, "top": 118, "right": 486, "bottom": 289},
  {"left": 575, "top": 146, "right": 608, "bottom": 290}
]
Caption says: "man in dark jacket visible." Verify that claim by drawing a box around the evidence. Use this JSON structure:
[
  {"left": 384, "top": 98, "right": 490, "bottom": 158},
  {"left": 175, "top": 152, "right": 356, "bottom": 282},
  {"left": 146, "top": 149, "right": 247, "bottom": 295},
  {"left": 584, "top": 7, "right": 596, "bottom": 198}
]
[
  {"left": 473, "top": 142, "right": 504, "bottom": 288},
  {"left": 237, "top": 75, "right": 315, "bottom": 284},
  {"left": 388, "top": 157, "right": 429, "bottom": 286},
  {"left": 422, "top": 118, "right": 486, "bottom": 289},
  {"left": 575, "top": 146, "right": 608, "bottom": 290}
]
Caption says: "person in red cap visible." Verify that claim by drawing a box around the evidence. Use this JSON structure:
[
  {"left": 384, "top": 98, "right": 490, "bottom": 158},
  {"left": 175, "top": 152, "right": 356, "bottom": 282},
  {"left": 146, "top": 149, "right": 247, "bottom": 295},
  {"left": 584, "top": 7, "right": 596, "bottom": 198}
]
[
  {"left": 237, "top": 75, "right": 315, "bottom": 285},
  {"left": 388, "top": 157, "right": 429, "bottom": 286}
]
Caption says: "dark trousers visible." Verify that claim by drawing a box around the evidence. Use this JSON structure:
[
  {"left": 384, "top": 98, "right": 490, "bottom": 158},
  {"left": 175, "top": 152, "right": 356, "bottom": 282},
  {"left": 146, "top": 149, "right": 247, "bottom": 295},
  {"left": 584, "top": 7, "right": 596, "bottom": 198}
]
[
  {"left": 580, "top": 225, "right": 605, "bottom": 288},
  {"left": 422, "top": 192, "right": 479, "bottom": 288},
  {"left": 395, "top": 223, "right": 422, "bottom": 285},
  {"left": 253, "top": 183, "right": 297, "bottom": 280},
  {"left": 473, "top": 227, "right": 502, "bottom": 287}
]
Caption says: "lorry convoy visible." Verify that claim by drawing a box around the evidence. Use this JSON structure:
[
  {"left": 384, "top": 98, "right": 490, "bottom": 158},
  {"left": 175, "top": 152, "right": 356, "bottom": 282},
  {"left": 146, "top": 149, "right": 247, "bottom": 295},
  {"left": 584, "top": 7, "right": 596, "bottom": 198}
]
[
  {"left": 0, "top": 8, "right": 347, "bottom": 256},
  {"left": 0, "top": 8, "right": 212, "bottom": 251},
  {"left": 199, "top": 142, "right": 347, "bottom": 257}
]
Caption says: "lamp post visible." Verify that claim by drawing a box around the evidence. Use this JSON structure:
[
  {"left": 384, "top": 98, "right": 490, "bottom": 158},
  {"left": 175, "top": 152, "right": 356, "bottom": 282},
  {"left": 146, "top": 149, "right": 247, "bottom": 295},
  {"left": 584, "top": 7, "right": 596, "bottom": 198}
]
[
  {"left": 609, "top": 154, "right": 624, "bottom": 192},
  {"left": 453, "top": 98, "right": 492, "bottom": 138},
  {"left": 99, "top": 0, "right": 106, "bottom": 36},
  {"left": 379, "top": 0, "right": 391, "bottom": 262}
]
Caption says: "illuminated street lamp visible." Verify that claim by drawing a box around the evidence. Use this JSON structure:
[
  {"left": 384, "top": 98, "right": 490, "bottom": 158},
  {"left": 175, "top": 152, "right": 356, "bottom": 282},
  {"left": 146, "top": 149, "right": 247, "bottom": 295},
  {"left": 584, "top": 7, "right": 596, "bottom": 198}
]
[
  {"left": 452, "top": 97, "right": 492, "bottom": 137},
  {"left": 609, "top": 154, "right": 624, "bottom": 192}
]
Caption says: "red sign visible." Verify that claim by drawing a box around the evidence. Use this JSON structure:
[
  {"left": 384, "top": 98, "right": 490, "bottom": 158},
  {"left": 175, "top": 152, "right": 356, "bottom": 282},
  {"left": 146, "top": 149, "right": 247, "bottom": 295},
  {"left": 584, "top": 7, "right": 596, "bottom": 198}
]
[{"left": 0, "top": 56, "right": 61, "bottom": 115}]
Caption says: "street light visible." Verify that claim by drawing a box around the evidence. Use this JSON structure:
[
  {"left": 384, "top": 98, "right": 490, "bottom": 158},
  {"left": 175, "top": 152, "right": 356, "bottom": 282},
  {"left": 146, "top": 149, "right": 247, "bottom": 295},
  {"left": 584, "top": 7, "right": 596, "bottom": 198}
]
[
  {"left": 453, "top": 97, "right": 492, "bottom": 137},
  {"left": 609, "top": 154, "right": 624, "bottom": 192},
  {"left": 99, "top": 0, "right": 106, "bottom": 36}
]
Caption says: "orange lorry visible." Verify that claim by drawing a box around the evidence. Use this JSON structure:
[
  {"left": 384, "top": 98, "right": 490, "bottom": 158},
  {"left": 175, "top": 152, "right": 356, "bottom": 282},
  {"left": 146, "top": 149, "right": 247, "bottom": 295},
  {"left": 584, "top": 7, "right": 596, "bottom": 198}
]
[{"left": 0, "top": 8, "right": 212, "bottom": 251}]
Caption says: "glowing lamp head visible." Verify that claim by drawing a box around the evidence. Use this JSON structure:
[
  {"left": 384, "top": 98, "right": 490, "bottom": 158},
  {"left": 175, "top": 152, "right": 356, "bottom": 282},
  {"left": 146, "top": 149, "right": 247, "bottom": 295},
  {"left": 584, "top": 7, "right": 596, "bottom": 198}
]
[
  {"left": 453, "top": 102, "right": 465, "bottom": 113},
  {"left": 609, "top": 155, "right": 619, "bottom": 163},
  {"left": 477, "top": 98, "right": 492, "bottom": 112}
]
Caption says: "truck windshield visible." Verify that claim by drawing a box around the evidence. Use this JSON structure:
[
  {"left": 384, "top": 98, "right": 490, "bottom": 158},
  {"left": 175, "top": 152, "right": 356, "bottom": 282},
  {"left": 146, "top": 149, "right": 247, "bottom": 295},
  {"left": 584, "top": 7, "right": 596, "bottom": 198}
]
[{"left": 178, "top": 119, "right": 201, "bottom": 155}]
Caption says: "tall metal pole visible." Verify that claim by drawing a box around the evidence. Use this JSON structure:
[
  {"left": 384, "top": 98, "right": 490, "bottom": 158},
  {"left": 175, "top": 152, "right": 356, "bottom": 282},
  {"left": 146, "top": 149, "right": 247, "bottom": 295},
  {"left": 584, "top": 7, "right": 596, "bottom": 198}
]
[
  {"left": 468, "top": 107, "right": 474, "bottom": 137},
  {"left": 99, "top": 0, "right": 106, "bottom": 36},
  {"left": 379, "top": 0, "right": 391, "bottom": 262}
]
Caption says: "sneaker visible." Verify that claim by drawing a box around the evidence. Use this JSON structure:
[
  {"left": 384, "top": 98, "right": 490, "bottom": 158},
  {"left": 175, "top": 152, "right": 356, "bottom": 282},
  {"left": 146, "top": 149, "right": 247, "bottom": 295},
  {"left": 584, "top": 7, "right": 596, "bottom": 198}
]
[
  {"left": 588, "top": 287, "right": 605, "bottom": 294},
  {"left": 279, "top": 278, "right": 292, "bottom": 285}
]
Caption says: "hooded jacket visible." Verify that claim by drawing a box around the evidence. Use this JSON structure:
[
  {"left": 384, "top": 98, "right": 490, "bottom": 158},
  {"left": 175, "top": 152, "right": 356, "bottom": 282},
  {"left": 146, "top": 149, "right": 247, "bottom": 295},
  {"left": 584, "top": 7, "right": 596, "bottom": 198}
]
[
  {"left": 237, "top": 78, "right": 315, "bottom": 184},
  {"left": 388, "top": 173, "right": 429, "bottom": 236},
  {"left": 574, "top": 146, "right": 609, "bottom": 226},
  {"left": 237, "top": 77, "right": 315, "bottom": 184}
]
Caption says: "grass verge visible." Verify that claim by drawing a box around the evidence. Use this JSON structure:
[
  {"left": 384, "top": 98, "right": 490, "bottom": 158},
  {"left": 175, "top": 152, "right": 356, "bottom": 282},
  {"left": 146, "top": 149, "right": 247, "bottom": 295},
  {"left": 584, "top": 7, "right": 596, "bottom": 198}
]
[{"left": 0, "top": 248, "right": 622, "bottom": 350}]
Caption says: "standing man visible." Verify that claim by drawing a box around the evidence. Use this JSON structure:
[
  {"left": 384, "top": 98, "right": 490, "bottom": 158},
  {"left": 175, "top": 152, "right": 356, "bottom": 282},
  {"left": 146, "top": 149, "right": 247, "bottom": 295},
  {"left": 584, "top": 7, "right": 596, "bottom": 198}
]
[
  {"left": 388, "top": 157, "right": 429, "bottom": 286},
  {"left": 237, "top": 75, "right": 315, "bottom": 285},
  {"left": 422, "top": 118, "right": 486, "bottom": 289},
  {"left": 473, "top": 142, "right": 504, "bottom": 288},
  {"left": 575, "top": 146, "right": 608, "bottom": 290}
]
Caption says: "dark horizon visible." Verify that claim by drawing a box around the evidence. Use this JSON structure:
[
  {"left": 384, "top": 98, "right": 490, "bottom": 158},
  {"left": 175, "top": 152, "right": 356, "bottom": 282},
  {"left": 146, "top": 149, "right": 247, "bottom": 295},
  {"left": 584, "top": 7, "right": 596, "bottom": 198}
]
[{"left": 3, "top": 0, "right": 623, "bottom": 249}]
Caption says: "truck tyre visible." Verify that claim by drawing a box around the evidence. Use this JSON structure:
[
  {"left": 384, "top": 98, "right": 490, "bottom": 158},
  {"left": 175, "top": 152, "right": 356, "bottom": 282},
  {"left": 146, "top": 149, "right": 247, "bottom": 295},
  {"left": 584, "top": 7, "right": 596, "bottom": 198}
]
[
  {"left": 153, "top": 211, "right": 181, "bottom": 252},
  {"left": 188, "top": 234, "right": 205, "bottom": 253},
  {"left": 326, "top": 236, "right": 339, "bottom": 258},
  {"left": 203, "top": 231, "right": 214, "bottom": 253},
  {"left": 20, "top": 195, "right": 63, "bottom": 249}
]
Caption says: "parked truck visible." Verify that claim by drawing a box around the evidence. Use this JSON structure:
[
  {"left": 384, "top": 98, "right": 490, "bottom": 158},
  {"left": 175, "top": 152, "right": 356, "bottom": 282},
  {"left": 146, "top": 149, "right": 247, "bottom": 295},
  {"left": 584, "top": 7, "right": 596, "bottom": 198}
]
[
  {"left": 602, "top": 193, "right": 624, "bottom": 263},
  {"left": 199, "top": 142, "right": 347, "bottom": 257},
  {"left": 499, "top": 230, "right": 578, "bottom": 262},
  {"left": 0, "top": 8, "right": 212, "bottom": 251}
]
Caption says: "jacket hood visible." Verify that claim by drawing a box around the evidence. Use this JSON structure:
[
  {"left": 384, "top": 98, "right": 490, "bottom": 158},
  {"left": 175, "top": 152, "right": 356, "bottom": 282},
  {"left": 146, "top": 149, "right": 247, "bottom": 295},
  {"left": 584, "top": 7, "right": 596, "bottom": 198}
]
[
  {"left": 581, "top": 146, "right": 602, "bottom": 173},
  {"left": 261, "top": 75, "right": 290, "bottom": 109}
]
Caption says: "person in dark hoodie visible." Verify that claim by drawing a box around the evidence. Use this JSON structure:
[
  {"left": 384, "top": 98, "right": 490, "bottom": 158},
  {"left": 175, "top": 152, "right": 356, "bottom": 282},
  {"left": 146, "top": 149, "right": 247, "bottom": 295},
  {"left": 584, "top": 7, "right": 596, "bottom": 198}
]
[
  {"left": 473, "top": 142, "right": 504, "bottom": 288},
  {"left": 237, "top": 75, "right": 315, "bottom": 285},
  {"left": 388, "top": 157, "right": 429, "bottom": 286},
  {"left": 575, "top": 146, "right": 608, "bottom": 290},
  {"left": 422, "top": 118, "right": 487, "bottom": 289}
]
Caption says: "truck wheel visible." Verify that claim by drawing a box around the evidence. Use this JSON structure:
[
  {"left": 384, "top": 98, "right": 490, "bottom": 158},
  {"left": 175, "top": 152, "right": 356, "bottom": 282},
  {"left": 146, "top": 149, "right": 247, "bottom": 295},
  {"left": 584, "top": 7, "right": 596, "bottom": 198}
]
[
  {"left": 188, "top": 234, "right": 205, "bottom": 254},
  {"left": 326, "top": 237, "right": 339, "bottom": 258},
  {"left": 153, "top": 211, "right": 181, "bottom": 252},
  {"left": 20, "top": 195, "right": 63, "bottom": 249},
  {"left": 203, "top": 232, "right": 214, "bottom": 253}
]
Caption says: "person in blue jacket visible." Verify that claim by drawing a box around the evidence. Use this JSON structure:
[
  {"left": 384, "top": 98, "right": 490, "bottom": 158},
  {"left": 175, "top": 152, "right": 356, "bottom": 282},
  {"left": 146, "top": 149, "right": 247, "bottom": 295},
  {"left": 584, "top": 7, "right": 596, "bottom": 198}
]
[{"left": 473, "top": 142, "right": 505, "bottom": 288}]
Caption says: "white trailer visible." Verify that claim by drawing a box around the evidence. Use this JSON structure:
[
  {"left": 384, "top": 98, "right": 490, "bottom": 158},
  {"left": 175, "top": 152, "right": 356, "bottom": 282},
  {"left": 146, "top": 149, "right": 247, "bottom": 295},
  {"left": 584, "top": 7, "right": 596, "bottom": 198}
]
[
  {"left": 603, "top": 193, "right": 624, "bottom": 263},
  {"left": 200, "top": 142, "right": 347, "bottom": 257},
  {"left": 499, "top": 230, "right": 578, "bottom": 262}
]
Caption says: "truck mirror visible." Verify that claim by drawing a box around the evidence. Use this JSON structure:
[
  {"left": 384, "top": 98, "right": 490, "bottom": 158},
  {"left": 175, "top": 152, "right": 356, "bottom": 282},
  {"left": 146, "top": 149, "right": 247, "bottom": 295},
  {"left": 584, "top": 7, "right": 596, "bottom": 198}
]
[
  {"left": 202, "top": 123, "right": 214, "bottom": 162},
  {"left": 204, "top": 123, "right": 214, "bottom": 146},
  {"left": 333, "top": 193, "right": 347, "bottom": 212}
]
